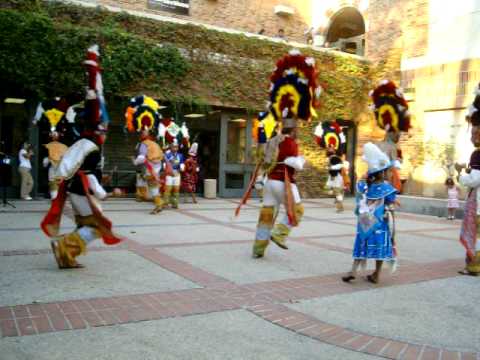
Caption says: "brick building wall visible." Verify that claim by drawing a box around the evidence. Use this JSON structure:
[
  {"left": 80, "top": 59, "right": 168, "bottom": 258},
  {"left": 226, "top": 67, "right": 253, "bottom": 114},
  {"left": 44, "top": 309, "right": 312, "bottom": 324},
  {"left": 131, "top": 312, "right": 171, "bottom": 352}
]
[
  {"left": 363, "top": 0, "right": 480, "bottom": 197},
  {"left": 98, "top": 0, "right": 478, "bottom": 199},
  {"left": 364, "top": 0, "right": 429, "bottom": 80},
  {"left": 99, "top": 0, "right": 311, "bottom": 42}
]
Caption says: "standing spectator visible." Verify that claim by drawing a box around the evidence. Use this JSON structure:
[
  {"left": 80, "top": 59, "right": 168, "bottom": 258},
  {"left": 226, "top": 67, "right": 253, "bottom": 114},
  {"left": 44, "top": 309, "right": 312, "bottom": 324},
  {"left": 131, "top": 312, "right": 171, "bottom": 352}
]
[
  {"left": 276, "top": 28, "right": 287, "bottom": 41},
  {"left": 304, "top": 27, "right": 314, "bottom": 45},
  {"left": 18, "top": 141, "right": 34, "bottom": 200},
  {"left": 445, "top": 178, "right": 460, "bottom": 220},
  {"left": 181, "top": 142, "right": 200, "bottom": 203}
]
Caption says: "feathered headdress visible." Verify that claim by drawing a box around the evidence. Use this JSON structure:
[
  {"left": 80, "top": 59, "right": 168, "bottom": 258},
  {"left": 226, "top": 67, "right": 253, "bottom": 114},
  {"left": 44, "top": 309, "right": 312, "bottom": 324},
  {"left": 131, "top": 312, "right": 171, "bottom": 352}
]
[
  {"left": 314, "top": 120, "right": 346, "bottom": 155},
  {"left": 370, "top": 80, "right": 410, "bottom": 133},
  {"left": 466, "top": 82, "right": 480, "bottom": 126},
  {"left": 80, "top": 44, "right": 109, "bottom": 139},
  {"left": 363, "top": 142, "right": 391, "bottom": 175},
  {"left": 269, "top": 49, "right": 321, "bottom": 121},
  {"left": 259, "top": 49, "right": 322, "bottom": 140},
  {"left": 158, "top": 118, "right": 190, "bottom": 149},
  {"left": 125, "top": 95, "right": 161, "bottom": 133},
  {"left": 33, "top": 98, "right": 70, "bottom": 136},
  {"left": 251, "top": 112, "right": 272, "bottom": 144}
]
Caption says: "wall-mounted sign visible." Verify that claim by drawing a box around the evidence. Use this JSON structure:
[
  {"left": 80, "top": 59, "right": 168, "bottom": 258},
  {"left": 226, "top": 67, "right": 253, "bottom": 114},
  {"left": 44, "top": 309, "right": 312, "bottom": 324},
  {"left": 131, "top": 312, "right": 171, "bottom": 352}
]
[{"left": 147, "top": 0, "right": 190, "bottom": 15}]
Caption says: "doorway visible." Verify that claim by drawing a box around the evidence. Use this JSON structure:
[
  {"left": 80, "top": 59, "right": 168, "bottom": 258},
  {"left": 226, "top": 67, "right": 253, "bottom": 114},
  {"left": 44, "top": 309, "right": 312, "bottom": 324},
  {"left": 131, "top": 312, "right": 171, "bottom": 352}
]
[
  {"left": 218, "top": 113, "right": 255, "bottom": 197},
  {"left": 183, "top": 111, "right": 221, "bottom": 196}
]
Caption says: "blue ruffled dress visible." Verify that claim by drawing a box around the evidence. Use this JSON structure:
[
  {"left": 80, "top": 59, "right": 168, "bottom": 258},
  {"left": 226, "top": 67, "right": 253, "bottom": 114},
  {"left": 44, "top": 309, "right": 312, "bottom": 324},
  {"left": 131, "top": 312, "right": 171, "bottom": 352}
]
[{"left": 352, "top": 180, "right": 397, "bottom": 260}]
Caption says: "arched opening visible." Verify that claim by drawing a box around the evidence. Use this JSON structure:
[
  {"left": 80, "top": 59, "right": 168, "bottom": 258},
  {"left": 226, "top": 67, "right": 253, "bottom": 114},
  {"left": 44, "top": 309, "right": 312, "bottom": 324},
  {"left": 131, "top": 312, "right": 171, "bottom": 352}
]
[{"left": 325, "top": 7, "right": 365, "bottom": 56}]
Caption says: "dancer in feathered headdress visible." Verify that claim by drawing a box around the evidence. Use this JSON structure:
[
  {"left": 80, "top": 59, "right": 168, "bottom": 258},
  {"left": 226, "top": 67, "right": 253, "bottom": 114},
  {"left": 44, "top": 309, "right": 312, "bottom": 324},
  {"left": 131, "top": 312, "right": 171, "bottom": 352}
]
[
  {"left": 160, "top": 118, "right": 189, "bottom": 209},
  {"left": 247, "top": 49, "right": 321, "bottom": 259},
  {"left": 314, "top": 120, "right": 350, "bottom": 212},
  {"left": 125, "top": 95, "right": 164, "bottom": 213},
  {"left": 41, "top": 44, "right": 121, "bottom": 269},
  {"left": 33, "top": 98, "right": 73, "bottom": 200},
  {"left": 181, "top": 142, "right": 200, "bottom": 204},
  {"left": 342, "top": 142, "right": 398, "bottom": 284},
  {"left": 371, "top": 80, "right": 410, "bottom": 192},
  {"left": 457, "top": 82, "right": 480, "bottom": 276}
]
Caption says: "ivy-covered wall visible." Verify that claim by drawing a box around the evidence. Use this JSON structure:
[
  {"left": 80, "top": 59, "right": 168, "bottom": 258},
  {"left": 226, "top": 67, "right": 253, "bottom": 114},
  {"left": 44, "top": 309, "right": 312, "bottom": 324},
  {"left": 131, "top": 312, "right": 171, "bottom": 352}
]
[{"left": 0, "top": 0, "right": 372, "bottom": 197}]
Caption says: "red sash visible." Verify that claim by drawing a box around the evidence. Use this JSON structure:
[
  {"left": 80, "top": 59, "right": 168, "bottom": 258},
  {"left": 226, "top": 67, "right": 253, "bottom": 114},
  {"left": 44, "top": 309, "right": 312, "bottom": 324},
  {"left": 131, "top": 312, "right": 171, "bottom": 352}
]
[
  {"left": 284, "top": 167, "right": 298, "bottom": 226},
  {"left": 78, "top": 171, "right": 121, "bottom": 245},
  {"left": 40, "top": 172, "right": 121, "bottom": 245},
  {"left": 144, "top": 160, "right": 160, "bottom": 183},
  {"left": 460, "top": 189, "right": 477, "bottom": 261},
  {"left": 41, "top": 180, "right": 68, "bottom": 237},
  {"left": 235, "top": 162, "right": 261, "bottom": 217}
]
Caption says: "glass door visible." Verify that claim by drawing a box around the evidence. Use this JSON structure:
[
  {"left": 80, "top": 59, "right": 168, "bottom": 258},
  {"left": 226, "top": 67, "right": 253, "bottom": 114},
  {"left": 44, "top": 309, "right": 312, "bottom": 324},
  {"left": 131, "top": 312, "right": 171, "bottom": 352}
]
[{"left": 218, "top": 113, "right": 255, "bottom": 198}]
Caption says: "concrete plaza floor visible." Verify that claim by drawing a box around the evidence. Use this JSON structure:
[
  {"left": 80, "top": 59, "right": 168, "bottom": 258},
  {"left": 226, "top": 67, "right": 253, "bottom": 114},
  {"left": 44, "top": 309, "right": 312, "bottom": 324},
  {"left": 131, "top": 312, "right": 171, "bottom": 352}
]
[{"left": 0, "top": 197, "right": 478, "bottom": 360}]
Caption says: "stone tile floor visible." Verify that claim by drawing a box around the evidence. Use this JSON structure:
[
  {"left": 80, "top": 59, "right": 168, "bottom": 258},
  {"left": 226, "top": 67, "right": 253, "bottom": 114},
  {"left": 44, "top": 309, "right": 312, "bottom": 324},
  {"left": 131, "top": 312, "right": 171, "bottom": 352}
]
[{"left": 0, "top": 197, "right": 478, "bottom": 360}]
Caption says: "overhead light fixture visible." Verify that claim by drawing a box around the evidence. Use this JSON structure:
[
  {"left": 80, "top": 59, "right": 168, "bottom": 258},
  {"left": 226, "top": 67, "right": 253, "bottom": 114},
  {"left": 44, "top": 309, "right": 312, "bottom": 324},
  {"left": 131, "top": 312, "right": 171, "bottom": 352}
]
[
  {"left": 4, "top": 98, "right": 26, "bottom": 104},
  {"left": 184, "top": 113, "right": 205, "bottom": 118},
  {"left": 230, "top": 118, "right": 246, "bottom": 123},
  {"left": 158, "top": 105, "right": 167, "bottom": 110}
]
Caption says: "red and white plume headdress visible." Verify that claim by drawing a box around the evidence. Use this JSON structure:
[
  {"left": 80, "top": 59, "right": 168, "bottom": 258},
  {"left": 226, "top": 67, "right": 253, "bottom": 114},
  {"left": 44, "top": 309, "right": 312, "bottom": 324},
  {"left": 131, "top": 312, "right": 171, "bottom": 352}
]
[
  {"left": 314, "top": 120, "right": 346, "bottom": 155},
  {"left": 81, "top": 44, "right": 109, "bottom": 137},
  {"left": 370, "top": 80, "right": 410, "bottom": 133},
  {"left": 260, "top": 49, "right": 322, "bottom": 140}
]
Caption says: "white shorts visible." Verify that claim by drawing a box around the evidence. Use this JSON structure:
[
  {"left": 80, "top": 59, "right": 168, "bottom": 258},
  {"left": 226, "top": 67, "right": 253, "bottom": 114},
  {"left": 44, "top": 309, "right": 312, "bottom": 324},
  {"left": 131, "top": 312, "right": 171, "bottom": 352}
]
[
  {"left": 166, "top": 174, "right": 181, "bottom": 187},
  {"left": 263, "top": 179, "right": 301, "bottom": 207},
  {"left": 326, "top": 174, "right": 343, "bottom": 189}
]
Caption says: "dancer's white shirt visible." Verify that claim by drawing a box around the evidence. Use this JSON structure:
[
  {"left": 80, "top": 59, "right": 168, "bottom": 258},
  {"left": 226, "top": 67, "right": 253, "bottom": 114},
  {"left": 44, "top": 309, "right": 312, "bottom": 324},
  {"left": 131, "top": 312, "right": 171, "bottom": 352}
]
[{"left": 70, "top": 174, "right": 106, "bottom": 217}]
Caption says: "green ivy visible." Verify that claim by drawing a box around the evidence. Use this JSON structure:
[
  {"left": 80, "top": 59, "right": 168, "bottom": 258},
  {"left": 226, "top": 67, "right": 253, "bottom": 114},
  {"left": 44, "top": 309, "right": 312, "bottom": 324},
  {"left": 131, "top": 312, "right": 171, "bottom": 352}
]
[
  {"left": 0, "top": 0, "right": 375, "bottom": 197},
  {"left": 1, "top": 0, "right": 371, "bottom": 121},
  {"left": 0, "top": 8, "right": 189, "bottom": 99}
]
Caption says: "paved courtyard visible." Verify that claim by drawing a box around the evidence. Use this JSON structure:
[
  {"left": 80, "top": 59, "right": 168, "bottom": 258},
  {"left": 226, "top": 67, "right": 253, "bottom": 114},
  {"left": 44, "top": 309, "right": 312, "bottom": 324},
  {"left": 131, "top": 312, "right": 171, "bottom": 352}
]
[{"left": 0, "top": 197, "right": 478, "bottom": 360}]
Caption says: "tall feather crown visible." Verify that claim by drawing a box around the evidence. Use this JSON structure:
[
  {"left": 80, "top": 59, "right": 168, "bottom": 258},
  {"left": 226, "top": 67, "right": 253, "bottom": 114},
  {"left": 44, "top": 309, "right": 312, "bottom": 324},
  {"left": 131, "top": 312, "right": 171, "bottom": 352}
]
[
  {"left": 80, "top": 44, "right": 109, "bottom": 137},
  {"left": 314, "top": 120, "right": 346, "bottom": 155},
  {"left": 268, "top": 49, "right": 321, "bottom": 122},
  {"left": 125, "top": 95, "right": 161, "bottom": 133},
  {"left": 370, "top": 80, "right": 410, "bottom": 133},
  {"left": 256, "top": 49, "right": 322, "bottom": 141}
]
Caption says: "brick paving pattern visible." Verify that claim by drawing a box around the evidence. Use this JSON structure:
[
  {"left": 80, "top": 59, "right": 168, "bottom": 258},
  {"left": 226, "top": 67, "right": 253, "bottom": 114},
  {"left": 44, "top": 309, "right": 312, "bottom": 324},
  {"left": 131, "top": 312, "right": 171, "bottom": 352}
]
[{"left": 0, "top": 199, "right": 478, "bottom": 360}]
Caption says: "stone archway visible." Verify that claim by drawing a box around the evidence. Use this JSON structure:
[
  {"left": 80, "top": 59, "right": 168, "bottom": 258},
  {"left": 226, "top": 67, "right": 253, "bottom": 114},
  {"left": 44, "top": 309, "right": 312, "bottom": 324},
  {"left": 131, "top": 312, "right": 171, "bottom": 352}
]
[{"left": 315, "top": 5, "right": 365, "bottom": 56}]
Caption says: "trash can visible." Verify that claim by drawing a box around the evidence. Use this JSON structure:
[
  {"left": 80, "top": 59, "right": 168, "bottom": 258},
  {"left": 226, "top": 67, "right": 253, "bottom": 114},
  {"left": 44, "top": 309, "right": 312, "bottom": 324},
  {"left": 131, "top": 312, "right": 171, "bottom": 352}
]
[{"left": 204, "top": 179, "right": 217, "bottom": 199}]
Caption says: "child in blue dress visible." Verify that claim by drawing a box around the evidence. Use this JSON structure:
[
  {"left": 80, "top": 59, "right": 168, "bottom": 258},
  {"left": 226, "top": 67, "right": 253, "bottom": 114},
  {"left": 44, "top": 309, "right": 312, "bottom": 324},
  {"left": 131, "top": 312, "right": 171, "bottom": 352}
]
[{"left": 342, "top": 143, "right": 398, "bottom": 284}]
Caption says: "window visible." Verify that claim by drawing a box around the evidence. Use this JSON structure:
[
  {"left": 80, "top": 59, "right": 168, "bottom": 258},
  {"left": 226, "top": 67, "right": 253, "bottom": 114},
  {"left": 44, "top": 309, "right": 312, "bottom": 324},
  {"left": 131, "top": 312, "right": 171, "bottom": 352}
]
[{"left": 147, "top": 0, "right": 189, "bottom": 15}]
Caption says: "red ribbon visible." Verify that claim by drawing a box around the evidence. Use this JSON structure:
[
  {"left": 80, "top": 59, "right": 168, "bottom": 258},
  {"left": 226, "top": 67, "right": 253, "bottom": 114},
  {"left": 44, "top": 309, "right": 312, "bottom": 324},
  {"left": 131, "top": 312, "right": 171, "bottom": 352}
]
[
  {"left": 41, "top": 180, "right": 68, "bottom": 237},
  {"left": 284, "top": 167, "right": 298, "bottom": 226},
  {"left": 234, "top": 162, "right": 261, "bottom": 218},
  {"left": 78, "top": 171, "right": 121, "bottom": 245}
]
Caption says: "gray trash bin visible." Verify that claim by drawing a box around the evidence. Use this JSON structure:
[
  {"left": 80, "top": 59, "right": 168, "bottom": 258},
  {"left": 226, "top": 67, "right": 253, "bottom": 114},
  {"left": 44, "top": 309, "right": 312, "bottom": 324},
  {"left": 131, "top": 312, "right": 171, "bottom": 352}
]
[{"left": 204, "top": 179, "right": 217, "bottom": 199}]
